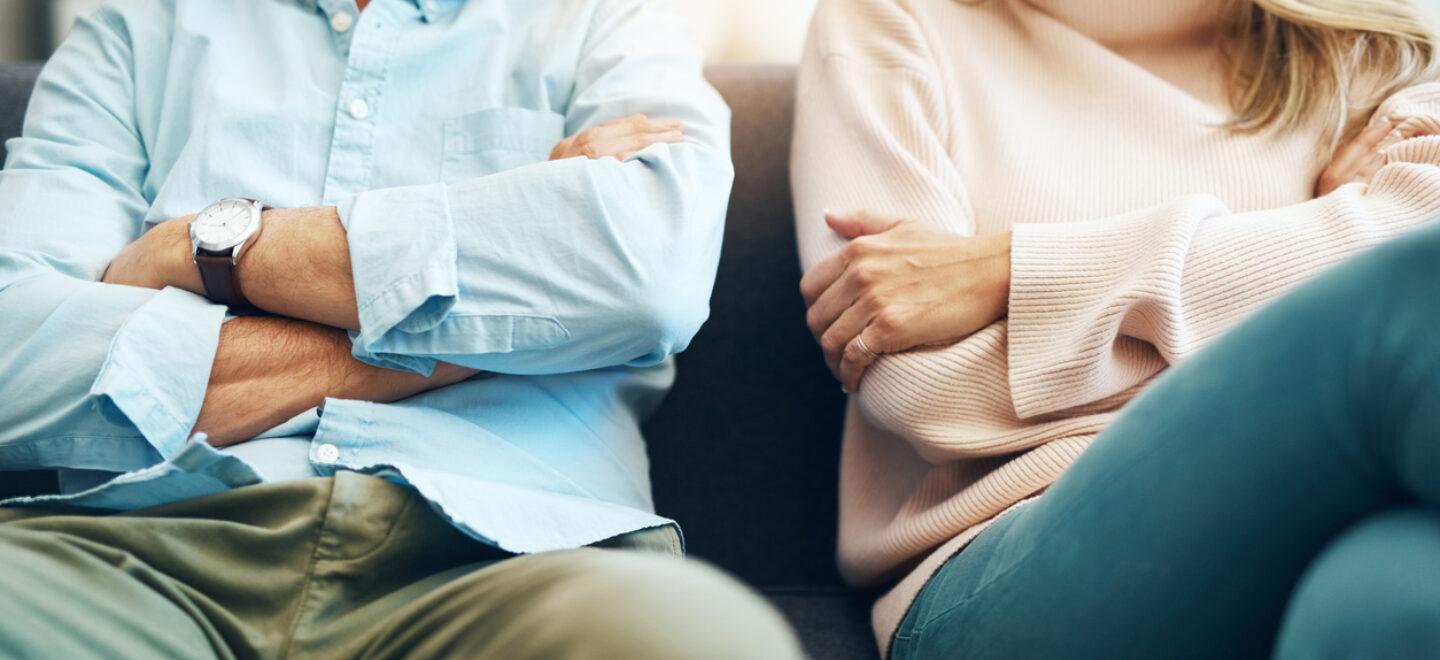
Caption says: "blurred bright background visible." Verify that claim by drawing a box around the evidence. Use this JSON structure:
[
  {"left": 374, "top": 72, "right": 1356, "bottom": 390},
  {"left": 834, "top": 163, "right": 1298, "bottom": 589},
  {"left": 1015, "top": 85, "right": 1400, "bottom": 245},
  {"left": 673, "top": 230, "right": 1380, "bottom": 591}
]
[
  {"left": 0, "top": 0, "right": 820, "bottom": 64},
  {"left": 4, "top": 0, "right": 1439, "bottom": 64}
]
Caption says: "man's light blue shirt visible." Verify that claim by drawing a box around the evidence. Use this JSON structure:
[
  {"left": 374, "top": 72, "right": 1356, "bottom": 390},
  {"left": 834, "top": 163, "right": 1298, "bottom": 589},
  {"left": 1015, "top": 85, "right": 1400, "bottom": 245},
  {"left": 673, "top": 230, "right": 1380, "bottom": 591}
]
[{"left": 0, "top": 0, "right": 731, "bottom": 553}]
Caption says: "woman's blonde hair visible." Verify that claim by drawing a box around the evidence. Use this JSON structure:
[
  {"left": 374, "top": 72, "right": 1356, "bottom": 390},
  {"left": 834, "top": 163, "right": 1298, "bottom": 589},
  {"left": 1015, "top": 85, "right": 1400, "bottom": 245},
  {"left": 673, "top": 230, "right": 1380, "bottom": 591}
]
[{"left": 1223, "top": 0, "right": 1440, "bottom": 146}]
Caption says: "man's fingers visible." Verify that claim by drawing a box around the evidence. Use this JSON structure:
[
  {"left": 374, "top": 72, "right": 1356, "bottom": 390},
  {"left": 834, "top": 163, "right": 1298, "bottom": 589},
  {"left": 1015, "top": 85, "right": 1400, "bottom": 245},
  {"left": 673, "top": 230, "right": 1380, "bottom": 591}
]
[
  {"left": 648, "top": 129, "right": 684, "bottom": 144},
  {"left": 549, "top": 136, "right": 574, "bottom": 161},
  {"left": 635, "top": 117, "right": 682, "bottom": 132},
  {"left": 826, "top": 210, "right": 902, "bottom": 239},
  {"left": 551, "top": 116, "right": 686, "bottom": 161},
  {"left": 609, "top": 130, "right": 685, "bottom": 160},
  {"left": 593, "top": 116, "right": 681, "bottom": 137},
  {"left": 628, "top": 130, "right": 684, "bottom": 154}
]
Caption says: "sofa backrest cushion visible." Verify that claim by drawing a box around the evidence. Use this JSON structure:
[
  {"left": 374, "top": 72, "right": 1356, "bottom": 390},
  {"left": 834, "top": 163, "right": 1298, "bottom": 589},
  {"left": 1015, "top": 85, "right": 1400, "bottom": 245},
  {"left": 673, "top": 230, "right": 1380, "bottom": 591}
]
[
  {"left": 644, "top": 66, "right": 847, "bottom": 588},
  {"left": 0, "top": 62, "right": 43, "bottom": 167}
]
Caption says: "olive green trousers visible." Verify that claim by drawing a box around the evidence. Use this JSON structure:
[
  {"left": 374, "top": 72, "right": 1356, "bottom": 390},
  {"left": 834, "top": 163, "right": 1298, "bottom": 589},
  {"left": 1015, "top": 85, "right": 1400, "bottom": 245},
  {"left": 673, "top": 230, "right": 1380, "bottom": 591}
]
[{"left": 0, "top": 472, "right": 803, "bottom": 659}]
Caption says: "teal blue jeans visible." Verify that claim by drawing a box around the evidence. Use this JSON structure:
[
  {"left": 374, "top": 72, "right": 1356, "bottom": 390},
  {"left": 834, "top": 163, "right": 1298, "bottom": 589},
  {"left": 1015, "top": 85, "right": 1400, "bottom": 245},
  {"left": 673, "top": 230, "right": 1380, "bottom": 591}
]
[{"left": 892, "top": 223, "right": 1440, "bottom": 660}]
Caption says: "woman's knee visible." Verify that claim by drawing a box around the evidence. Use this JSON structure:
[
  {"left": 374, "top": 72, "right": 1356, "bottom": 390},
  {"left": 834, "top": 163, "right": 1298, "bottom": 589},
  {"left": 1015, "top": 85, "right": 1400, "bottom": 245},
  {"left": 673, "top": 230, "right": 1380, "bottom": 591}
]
[{"left": 1275, "top": 509, "right": 1440, "bottom": 660}]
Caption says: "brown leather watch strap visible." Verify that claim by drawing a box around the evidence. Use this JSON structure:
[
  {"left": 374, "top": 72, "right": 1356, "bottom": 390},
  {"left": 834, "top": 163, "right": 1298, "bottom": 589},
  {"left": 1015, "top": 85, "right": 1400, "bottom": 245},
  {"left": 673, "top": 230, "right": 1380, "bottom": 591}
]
[{"left": 195, "top": 251, "right": 253, "bottom": 312}]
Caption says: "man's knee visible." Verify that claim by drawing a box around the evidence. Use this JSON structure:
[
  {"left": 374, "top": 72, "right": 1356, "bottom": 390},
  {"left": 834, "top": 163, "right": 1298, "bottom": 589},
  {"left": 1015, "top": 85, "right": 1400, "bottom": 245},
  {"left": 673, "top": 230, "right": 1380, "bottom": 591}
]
[
  {"left": 442, "top": 548, "right": 805, "bottom": 660},
  {"left": 1275, "top": 509, "right": 1440, "bottom": 659},
  {"left": 548, "top": 549, "right": 804, "bottom": 659},
  {"left": 0, "top": 527, "right": 217, "bottom": 659}
]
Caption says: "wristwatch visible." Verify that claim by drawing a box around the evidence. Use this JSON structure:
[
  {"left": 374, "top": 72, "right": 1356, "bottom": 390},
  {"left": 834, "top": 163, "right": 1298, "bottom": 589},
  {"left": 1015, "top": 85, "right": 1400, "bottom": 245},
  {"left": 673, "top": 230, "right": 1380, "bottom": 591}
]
[{"left": 189, "top": 198, "right": 267, "bottom": 310}]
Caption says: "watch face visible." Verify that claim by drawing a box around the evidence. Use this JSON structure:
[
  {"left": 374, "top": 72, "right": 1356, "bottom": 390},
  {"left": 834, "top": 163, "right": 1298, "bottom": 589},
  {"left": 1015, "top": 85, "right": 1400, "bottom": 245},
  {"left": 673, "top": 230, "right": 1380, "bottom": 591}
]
[{"left": 193, "top": 199, "right": 258, "bottom": 250}]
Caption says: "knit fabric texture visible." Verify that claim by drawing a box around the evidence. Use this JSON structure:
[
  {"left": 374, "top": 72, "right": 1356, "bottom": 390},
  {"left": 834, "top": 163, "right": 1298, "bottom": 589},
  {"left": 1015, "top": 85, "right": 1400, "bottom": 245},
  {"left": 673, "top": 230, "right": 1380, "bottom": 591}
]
[{"left": 790, "top": 0, "right": 1440, "bottom": 655}]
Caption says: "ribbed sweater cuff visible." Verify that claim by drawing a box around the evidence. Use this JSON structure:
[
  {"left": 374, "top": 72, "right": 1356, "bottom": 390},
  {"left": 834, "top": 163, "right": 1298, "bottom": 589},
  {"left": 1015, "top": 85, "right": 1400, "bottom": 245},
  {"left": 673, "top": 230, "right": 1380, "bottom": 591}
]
[{"left": 1006, "top": 196, "right": 1222, "bottom": 419}]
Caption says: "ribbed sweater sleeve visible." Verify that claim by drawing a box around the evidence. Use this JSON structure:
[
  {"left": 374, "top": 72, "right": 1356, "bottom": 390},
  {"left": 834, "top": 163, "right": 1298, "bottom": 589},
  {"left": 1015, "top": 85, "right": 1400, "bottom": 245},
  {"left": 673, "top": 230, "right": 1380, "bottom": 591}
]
[
  {"left": 792, "top": 0, "right": 970, "bottom": 273},
  {"left": 793, "top": 0, "right": 1042, "bottom": 460},
  {"left": 792, "top": 0, "right": 1440, "bottom": 653},
  {"left": 1007, "top": 83, "right": 1440, "bottom": 418}
]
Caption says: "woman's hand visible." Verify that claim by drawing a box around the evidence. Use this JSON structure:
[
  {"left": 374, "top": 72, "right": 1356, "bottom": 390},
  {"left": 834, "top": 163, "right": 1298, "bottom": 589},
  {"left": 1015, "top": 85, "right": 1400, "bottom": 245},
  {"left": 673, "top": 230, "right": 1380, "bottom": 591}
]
[
  {"left": 800, "top": 211, "right": 1012, "bottom": 393},
  {"left": 1315, "top": 118, "right": 1398, "bottom": 197},
  {"left": 550, "top": 114, "right": 684, "bottom": 162}
]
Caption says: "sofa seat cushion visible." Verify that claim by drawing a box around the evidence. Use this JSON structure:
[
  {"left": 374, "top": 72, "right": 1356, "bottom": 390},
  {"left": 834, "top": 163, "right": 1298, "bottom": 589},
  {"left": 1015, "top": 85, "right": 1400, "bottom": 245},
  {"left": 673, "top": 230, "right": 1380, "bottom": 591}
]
[{"left": 766, "top": 588, "right": 880, "bottom": 660}]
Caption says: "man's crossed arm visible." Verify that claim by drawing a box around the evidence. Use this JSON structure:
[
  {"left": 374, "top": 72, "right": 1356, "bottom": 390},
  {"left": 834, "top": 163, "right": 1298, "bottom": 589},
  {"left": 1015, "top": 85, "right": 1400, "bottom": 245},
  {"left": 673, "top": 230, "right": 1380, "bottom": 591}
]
[{"left": 99, "top": 115, "right": 684, "bottom": 447}]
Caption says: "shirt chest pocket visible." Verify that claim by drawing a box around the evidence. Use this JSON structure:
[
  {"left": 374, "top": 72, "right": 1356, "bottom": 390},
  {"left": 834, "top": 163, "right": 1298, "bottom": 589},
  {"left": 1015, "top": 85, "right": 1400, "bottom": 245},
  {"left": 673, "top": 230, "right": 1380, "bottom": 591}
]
[{"left": 442, "top": 107, "right": 567, "bottom": 182}]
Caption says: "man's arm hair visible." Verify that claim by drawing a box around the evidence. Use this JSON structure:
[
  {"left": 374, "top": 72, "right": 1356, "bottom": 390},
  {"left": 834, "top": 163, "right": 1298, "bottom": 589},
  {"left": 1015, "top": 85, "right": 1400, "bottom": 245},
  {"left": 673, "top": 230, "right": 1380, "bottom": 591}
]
[
  {"left": 159, "top": 115, "right": 691, "bottom": 333},
  {"left": 197, "top": 315, "right": 472, "bottom": 446},
  {"left": 115, "top": 119, "right": 688, "bottom": 446},
  {"left": 236, "top": 206, "right": 360, "bottom": 330}
]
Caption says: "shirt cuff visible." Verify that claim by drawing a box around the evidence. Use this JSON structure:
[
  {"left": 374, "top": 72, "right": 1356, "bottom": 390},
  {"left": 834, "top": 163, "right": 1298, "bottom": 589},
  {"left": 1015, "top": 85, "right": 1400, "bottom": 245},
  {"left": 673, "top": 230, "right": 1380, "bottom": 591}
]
[
  {"left": 337, "top": 183, "right": 459, "bottom": 375},
  {"left": 89, "top": 286, "right": 228, "bottom": 460}
]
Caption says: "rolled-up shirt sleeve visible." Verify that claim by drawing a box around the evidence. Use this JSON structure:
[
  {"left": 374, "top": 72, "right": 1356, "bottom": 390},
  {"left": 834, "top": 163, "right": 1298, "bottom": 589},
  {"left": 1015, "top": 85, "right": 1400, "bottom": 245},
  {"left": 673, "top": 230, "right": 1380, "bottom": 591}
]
[
  {"left": 337, "top": 0, "right": 732, "bottom": 376},
  {"left": 0, "top": 6, "right": 225, "bottom": 471}
]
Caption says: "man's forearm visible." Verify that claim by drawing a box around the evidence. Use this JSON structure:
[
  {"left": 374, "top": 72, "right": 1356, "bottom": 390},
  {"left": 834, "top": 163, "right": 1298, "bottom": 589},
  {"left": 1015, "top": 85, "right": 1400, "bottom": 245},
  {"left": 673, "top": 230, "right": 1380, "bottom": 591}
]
[
  {"left": 119, "top": 207, "right": 360, "bottom": 330},
  {"left": 109, "top": 212, "right": 474, "bottom": 447},
  {"left": 118, "top": 120, "right": 685, "bottom": 332},
  {"left": 196, "top": 315, "right": 470, "bottom": 446},
  {"left": 231, "top": 207, "right": 359, "bottom": 330}
]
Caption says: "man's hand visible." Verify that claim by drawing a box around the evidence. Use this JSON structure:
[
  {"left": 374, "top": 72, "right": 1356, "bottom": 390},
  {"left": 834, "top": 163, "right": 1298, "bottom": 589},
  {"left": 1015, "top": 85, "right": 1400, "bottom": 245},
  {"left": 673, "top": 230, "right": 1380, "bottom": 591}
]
[
  {"left": 101, "top": 216, "right": 201, "bottom": 292},
  {"left": 101, "top": 207, "right": 363, "bottom": 329},
  {"left": 550, "top": 114, "right": 683, "bottom": 162},
  {"left": 800, "top": 211, "right": 1011, "bottom": 393},
  {"left": 104, "top": 111, "right": 688, "bottom": 445},
  {"left": 1316, "top": 118, "right": 1399, "bottom": 197}
]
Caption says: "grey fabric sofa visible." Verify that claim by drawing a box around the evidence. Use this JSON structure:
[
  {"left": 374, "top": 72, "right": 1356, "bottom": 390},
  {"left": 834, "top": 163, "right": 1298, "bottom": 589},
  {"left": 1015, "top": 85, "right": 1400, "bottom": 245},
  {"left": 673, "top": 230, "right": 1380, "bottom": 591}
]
[{"left": 0, "top": 62, "right": 879, "bottom": 660}]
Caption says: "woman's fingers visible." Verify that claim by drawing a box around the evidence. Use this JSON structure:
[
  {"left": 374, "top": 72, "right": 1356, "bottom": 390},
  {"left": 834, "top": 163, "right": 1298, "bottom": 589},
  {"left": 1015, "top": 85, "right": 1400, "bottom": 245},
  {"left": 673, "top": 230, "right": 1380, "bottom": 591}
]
[
  {"left": 800, "top": 250, "right": 847, "bottom": 307},
  {"left": 838, "top": 328, "right": 884, "bottom": 394},
  {"left": 801, "top": 218, "right": 1013, "bottom": 392},
  {"left": 1343, "top": 119, "right": 1395, "bottom": 166},
  {"left": 1354, "top": 152, "right": 1387, "bottom": 185},
  {"left": 1354, "top": 118, "right": 1395, "bottom": 152},
  {"left": 1320, "top": 120, "right": 1388, "bottom": 191},
  {"left": 1317, "top": 118, "right": 1396, "bottom": 196},
  {"left": 804, "top": 217, "right": 910, "bottom": 316},
  {"left": 827, "top": 210, "right": 902, "bottom": 239},
  {"left": 805, "top": 265, "right": 863, "bottom": 344},
  {"left": 818, "top": 296, "right": 877, "bottom": 377}
]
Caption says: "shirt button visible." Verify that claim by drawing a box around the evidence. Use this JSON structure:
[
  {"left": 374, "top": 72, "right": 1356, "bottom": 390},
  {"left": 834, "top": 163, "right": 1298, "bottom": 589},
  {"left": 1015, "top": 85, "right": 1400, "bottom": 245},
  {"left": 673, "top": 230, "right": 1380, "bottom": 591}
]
[
  {"left": 330, "top": 12, "right": 354, "bottom": 33},
  {"left": 316, "top": 443, "right": 341, "bottom": 463},
  {"left": 348, "top": 99, "right": 370, "bottom": 120}
]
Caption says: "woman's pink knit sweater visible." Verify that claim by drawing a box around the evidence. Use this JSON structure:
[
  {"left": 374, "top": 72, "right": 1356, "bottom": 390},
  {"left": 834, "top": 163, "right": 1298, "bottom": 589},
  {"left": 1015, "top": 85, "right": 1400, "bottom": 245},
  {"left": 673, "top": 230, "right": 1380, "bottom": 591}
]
[{"left": 790, "top": 0, "right": 1440, "bottom": 654}]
